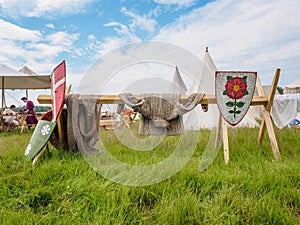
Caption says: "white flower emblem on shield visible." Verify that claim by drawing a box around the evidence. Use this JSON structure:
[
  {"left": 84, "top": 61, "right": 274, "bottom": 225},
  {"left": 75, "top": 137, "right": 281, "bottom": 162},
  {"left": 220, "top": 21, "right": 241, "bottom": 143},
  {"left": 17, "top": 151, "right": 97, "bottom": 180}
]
[
  {"left": 41, "top": 124, "right": 51, "bottom": 136},
  {"left": 25, "top": 144, "right": 32, "bottom": 156}
]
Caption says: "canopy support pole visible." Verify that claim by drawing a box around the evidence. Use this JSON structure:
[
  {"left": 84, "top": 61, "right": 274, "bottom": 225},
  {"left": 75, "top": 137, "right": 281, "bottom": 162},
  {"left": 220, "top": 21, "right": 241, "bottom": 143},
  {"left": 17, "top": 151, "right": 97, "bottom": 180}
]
[
  {"left": 2, "top": 77, "right": 5, "bottom": 111},
  {"left": 1, "top": 77, "right": 4, "bottom": 131}
]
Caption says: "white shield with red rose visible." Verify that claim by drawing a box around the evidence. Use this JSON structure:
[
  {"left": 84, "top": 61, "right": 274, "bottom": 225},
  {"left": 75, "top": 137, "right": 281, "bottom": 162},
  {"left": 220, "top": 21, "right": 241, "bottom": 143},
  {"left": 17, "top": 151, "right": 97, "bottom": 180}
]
[{"left": 215, "top": 71, "right": 257, "bottom": 126}]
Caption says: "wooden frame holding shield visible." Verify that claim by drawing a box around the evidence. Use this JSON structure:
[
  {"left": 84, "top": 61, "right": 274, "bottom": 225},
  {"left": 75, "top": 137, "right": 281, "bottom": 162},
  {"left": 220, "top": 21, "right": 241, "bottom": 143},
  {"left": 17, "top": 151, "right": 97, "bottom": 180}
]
[
  {"left": 215, "top": 69, "right": 281, "bottom": 163},
  {"left": 35, "top": 68, "right": 282, "bottom": 165}
]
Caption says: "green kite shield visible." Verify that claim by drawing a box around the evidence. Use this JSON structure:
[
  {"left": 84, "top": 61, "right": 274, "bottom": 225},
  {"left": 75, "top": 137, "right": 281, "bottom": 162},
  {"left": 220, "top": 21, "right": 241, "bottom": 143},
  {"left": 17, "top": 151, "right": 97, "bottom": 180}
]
[
  {"left": 24, "top": 119, "right": 56, "bottom": 161},
  {"left": 215, "top": 71, "right": 257, "bottom": 126}
]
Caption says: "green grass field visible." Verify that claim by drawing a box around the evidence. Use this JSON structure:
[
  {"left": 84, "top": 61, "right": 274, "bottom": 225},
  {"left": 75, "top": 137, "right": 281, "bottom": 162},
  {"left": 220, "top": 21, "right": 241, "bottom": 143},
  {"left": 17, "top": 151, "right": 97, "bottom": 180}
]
[{"left": 0, "top": 127, "right": 299, "bottom": 224}]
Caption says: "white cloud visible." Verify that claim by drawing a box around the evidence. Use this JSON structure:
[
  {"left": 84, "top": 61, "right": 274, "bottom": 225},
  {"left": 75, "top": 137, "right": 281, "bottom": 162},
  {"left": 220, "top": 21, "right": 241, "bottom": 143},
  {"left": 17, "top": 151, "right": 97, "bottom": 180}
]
[
  {"left": 47, "top": 31, "right": 79, "bottom": 47},
  {"left": 120, "top": 7, "right": 158, "bottom": 33},
  {"left": 154, "top": 0, "right": 196, "bottom": 7},
  {"left": 103, "top": 22, "right": 141, "bottom": 44},
  {"left": 88, "top": 34, "right": 96, "bottom": 40},
  {"left": 0, "top": 0, "right": 96, "bottom": 18},
  {"left": 0, "top": 19, "right": 80, "bottom": 73},
  {"left": 46, "top": 23, "right": 55, "bottom": 29},
  {"left": 87, "top": 28, "right": 141, "bottom": 58},
  {"left": 0, "top": 19, "right": 42, "bottom": 41},
  {"left": 154, "top": 0, "right": 300, "bottom": 85}
]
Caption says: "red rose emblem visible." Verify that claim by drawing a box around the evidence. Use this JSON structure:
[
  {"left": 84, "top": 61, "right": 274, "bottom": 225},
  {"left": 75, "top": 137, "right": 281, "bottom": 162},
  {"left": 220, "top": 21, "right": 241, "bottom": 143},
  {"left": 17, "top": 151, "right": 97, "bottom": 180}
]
[{"left": 225, "top": 77, "right": 247, "bottom": 99}]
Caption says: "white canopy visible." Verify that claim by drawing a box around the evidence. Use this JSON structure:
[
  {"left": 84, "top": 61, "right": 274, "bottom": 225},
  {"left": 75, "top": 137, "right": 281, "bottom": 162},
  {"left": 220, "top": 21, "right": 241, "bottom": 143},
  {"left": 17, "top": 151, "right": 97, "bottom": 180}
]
[
  {"left": 0, "top": 65, "right": 51, "bottom": 109},
  {"left": 0, "top": 65, "right": 50, "bottom": 89},
  {"left": 284, "top": 77, "right": 300, "bottom": 94}
]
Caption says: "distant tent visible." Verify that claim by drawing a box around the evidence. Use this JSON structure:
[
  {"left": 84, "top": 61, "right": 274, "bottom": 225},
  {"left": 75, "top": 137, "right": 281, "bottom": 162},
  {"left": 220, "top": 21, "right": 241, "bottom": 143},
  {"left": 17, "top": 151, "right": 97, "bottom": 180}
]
[
  {"left": 249, "top": 85, "right": 280, "bottom": 120},
  {"left": 19, "top": 66, "right": 38, "bottom": 75},
  {"left": 169, "top": 65, "right": 187, "bottom": 94},
  {"left": 284, "top": 77, "right": 300, "bottom": 94}
]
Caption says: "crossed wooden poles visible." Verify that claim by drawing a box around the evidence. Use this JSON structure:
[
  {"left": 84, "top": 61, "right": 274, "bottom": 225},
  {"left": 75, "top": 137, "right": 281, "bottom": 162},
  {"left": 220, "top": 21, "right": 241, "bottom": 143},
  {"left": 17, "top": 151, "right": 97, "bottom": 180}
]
[{"left": 37, "top": 69, "right": 281, "bottom": 163}]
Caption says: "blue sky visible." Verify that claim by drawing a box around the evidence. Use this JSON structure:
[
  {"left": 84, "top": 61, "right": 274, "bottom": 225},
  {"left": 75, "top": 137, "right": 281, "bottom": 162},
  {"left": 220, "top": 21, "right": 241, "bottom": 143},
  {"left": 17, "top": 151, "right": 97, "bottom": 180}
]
[{"left": 0, "top": 0, "right": 300, "bottom": 105}]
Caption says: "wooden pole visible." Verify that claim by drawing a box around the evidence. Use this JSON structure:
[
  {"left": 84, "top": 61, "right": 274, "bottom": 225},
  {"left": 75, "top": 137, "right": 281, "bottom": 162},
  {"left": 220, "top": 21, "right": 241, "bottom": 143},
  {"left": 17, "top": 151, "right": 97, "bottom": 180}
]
[
  {"left": 57, "top": 84, "right": 72, "bottom": 144},
  {"left": 2, "top": 77, "right": 5, "bottom": 111},
  {"left": 1, "top": 77, "right": 4, "bottom": 131},
  {"left": 215, "top": 114, "right": 223, "bottom": 148},
  {"left": 222, "top": 118, "right": 229, "bottom": 164}
]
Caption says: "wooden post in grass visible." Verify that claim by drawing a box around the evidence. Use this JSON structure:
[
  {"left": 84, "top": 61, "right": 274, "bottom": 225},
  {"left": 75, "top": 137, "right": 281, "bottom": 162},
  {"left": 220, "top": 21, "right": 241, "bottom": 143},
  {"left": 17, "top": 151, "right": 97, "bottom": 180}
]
[
  {"left": 215, "top": 114, "right": 229, "bottom": 164},
  {"left": 57, "top": 84, "right": 72, "bottom": 144},
  {"left": 222, "top": 118, "right": 229, "bottom": 164}
]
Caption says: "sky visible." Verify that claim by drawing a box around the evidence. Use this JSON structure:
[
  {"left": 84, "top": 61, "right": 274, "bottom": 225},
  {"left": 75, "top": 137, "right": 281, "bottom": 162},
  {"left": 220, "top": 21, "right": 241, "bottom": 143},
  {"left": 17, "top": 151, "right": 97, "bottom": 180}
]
[{"left": 0, "top": 0, "right": 300, "bottom": 106}]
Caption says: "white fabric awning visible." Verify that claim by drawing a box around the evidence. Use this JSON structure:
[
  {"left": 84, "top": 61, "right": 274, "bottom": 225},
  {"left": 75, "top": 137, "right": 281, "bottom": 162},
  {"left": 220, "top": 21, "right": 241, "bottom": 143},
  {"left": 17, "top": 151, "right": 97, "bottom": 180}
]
[{"left": 0, "top": 65, "right": 50, "bottom": 89}]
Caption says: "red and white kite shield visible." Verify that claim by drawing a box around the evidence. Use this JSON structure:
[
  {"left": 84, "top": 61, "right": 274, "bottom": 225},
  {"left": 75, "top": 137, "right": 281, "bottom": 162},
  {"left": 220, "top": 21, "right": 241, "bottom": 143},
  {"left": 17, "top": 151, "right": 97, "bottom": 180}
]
[
  {"left": 215, "top": 71, "right": 257, "bottom": 126},
  {"left": 51, "top": 61, "right": 66, "bottom": 122}
]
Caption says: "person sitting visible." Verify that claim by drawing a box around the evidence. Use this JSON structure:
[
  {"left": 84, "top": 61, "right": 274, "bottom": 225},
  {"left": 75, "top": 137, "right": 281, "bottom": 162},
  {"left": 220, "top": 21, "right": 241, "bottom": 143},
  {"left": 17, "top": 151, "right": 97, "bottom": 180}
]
[
  {"left": 21, "top": 97, "right": 38, "bottom": 129},
  {"left": 3, "top": 105, "right": 20, "bottom": 131}
]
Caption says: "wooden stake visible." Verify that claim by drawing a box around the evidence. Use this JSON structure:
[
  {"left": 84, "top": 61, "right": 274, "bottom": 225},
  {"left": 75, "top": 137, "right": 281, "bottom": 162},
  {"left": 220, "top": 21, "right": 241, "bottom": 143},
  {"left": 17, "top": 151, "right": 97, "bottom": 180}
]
[
  {"left": 222, "top": 118, "right": 229, "bottom": 164},
  {"left": 57, "top": 85, "right": 72, "bottom": 144},
  {"left": 215, "top": 114, "right": 223, "bottom": 148}
]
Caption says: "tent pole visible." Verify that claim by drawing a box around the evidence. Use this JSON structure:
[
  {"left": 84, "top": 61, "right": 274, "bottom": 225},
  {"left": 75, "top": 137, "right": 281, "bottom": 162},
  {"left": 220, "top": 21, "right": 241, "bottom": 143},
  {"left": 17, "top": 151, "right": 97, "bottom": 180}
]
[
  {"left": 26, "top": 89, "right": 28, "bottom": 99},
  {"left": 1, "top": 77, "right": 4, "bottom": 131},
  {"left": 2, "top": 77, "right": 4, "bottom": 111}
]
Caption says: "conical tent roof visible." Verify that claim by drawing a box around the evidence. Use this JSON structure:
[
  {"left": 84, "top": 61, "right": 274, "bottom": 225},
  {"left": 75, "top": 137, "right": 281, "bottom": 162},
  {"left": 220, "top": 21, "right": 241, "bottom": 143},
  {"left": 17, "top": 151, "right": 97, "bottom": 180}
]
[
  {"left": 169, "top": 65, "right": 187, "bottom": 94},
  {"left": 0, "top": 65, "right": 27, "bottom": 76},
  {"left": 19, "top": 66, "right": 38, "bottom": 75},
  {"left": 184, "top": 48, "right": 220, "bottom": 129}
]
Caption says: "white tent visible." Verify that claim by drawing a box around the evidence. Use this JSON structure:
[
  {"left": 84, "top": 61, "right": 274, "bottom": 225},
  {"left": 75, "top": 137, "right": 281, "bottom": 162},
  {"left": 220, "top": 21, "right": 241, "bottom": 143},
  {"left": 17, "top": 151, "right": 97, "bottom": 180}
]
[
  {"left": 185, "top": 48, "right": 259, "bottom": 129},
  {"left": 19, "top": 66, "right": 38, "bottom": 75},
  {"left": 19, "top": 65, "right": 41, "bottom": 99},
  {"left": 284, "top": 77, "right": 300, "bottom": 94},
  {"left": 169, "top": 65, "right": 187, "bottom": 94},
  {"left": 184, "top": 48, "right": 220, "bottom": 129},
  {"left": 0, "top": 65, "right": 50, "bottom": 109}
]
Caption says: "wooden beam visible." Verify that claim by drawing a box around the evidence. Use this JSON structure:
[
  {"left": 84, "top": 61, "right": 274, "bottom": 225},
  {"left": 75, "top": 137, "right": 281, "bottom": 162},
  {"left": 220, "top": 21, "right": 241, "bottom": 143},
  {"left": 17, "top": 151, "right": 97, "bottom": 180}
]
[
  {"left": 256, "top": 75, "right": 267, "bottom": 146},
  {"left": 37, "top": 94, "right": 269, "bottom": 105},
  {"left": 261, "top": 106, "right": 281, "bottom": 159}
]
